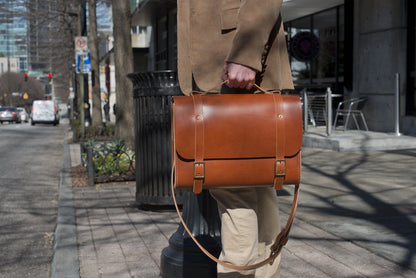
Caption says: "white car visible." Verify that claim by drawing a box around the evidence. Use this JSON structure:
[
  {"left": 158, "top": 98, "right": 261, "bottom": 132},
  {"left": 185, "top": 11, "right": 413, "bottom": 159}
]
[
  {"left": 31, "top": 100, "right": 60, "bottom": 126},
  {"left": 17, "top": 107, "right": 29, "bottom": 122}
]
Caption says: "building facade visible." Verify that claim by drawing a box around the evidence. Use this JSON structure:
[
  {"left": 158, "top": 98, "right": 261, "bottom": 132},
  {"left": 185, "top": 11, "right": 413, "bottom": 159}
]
[
  {"left": 0, "top": 0, "right": 28, "bottom": 73},
  {"left": 131, "top": 0, "right": 415, "bottom": 134}
]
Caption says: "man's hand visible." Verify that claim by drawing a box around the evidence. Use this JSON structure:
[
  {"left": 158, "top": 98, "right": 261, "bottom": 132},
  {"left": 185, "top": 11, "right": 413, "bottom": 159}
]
[{"left": 221, "top": 63, "right": 256, "bottom": 90}]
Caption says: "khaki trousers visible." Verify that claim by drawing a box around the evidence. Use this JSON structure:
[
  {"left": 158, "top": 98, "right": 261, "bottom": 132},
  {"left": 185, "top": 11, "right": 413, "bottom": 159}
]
[{"left": 209, "top": 187, "right": 281, "bottom": 278}]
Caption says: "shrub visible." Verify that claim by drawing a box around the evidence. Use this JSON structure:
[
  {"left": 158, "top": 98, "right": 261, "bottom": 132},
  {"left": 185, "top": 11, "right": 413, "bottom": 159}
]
[{"left": 83, "top": 139, "right": 135, "bottom": 178}]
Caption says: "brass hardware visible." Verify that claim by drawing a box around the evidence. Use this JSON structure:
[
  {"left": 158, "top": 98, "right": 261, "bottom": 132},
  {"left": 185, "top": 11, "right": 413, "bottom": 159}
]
[{"left": 193, "top": 161, "right": 205, "bottom": 179}]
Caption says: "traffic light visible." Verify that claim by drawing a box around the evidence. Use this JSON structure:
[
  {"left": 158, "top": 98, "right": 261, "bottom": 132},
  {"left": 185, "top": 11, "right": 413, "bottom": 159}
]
[
  {"left": 24, "top": 73, "right": 28, "bottom": 82},
  {"left": 48, "top": 73, "right": 52, "bottom": 83}
]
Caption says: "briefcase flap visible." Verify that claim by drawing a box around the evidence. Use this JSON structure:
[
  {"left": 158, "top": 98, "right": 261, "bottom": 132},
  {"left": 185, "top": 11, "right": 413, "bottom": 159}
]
[{"left": 172, "top": 94, "right": 302, "bottom": 161}]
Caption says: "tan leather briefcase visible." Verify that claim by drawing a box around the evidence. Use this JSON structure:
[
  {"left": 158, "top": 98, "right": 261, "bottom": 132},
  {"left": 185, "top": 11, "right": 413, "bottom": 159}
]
[
  {"left": 170, "top": 87, "right": 303, "bottom": 270},
  {"left": 171, "top": 90, "right": 302, "bottom": 194}
]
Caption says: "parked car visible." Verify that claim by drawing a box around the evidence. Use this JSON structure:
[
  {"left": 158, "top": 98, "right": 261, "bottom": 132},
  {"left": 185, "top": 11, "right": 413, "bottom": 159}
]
[
  {"left": 17, "top": 107, "right": 29, "bottom": 122},
  {"left": 31, "top": 100, "right": 60, "bottom": 126},
  {"left": 0, "top": 107, "right": 20, "bottom": 124}
]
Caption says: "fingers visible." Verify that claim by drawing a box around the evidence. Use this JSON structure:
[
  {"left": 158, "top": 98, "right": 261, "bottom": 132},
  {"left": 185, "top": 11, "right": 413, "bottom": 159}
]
[
  {"left": 221, "top": 64, "right": 228, "bottom": 82},
  {"left": 224, "top": 63, "right": 256, "bottom": 90}
]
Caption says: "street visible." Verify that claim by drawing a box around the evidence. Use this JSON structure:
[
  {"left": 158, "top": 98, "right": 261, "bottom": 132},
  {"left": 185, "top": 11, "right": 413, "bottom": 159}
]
[{"left": 0, "top": 121, "right": 66, "bottom": 277}]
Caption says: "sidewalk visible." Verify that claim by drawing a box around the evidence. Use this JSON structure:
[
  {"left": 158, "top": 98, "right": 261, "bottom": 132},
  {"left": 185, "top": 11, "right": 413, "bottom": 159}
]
[
  {"left": 71, "top": 183, "right": 416, "bottom": 278},
  {"left": 55, "top": 133, "right": 416, "bottom": 277}
]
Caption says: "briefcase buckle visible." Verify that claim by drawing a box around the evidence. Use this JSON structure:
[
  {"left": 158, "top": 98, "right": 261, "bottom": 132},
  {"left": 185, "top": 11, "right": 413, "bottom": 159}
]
[{"left": 193, "top": 162, "right": 205, "bottom": 180}]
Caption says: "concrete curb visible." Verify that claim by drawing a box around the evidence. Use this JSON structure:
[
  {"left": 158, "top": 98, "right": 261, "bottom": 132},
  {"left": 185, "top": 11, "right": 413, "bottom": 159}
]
[{"left": 50, "top": 142, "right": 80, "bottom": 278}]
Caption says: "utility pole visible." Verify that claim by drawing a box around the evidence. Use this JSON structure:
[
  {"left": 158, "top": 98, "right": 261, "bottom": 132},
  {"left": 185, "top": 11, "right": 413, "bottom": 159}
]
[
  {"left": 77, "top": 0, "right": 87, "bottom": 135},
  {"left": 80, "top": 55, "right": 85, "bottom": 137},
  {"left": 80, "top": 0, "right": 91, "bottom": 126}
]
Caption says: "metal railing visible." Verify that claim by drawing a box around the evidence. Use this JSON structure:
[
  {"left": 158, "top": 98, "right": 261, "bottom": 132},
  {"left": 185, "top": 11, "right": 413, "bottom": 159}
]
[
  {"left": 81, "top": 142, "right": 136, "bottom": 186},
  {"left": 301, "top": 86, "right": 340, "bottom": 136}
]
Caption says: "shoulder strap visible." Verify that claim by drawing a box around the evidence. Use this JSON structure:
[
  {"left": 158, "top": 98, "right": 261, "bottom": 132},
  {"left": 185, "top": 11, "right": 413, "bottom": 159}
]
[{"left": 171, "top": 163, "right": 300, "bottom": 271}]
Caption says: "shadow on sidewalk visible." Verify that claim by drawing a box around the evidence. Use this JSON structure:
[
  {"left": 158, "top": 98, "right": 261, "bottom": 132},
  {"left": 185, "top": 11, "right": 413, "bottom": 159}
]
[{"left": 300, "top": 149, "right": 416, "bottom": 271}]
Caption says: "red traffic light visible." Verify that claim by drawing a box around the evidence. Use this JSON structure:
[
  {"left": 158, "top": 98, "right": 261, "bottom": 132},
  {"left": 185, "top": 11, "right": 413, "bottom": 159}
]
[
  {"left": 24, "top": 73, "right": 28, "bottom": 81},
  {"left": 48, "top": 73, "right": 52, "bottom": 82}
]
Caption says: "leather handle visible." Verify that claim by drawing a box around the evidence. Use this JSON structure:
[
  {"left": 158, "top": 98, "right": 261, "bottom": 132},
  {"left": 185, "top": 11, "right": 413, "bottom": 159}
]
[
  {"left": 191, "top": 81, "right": 281, "bottom": 96},
  {"left": 171, "top": 163, "right": 300, "bottom": 271}
]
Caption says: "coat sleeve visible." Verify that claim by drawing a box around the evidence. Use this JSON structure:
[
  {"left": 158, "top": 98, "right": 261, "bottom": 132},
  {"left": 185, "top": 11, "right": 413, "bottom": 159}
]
[{"left": 225, "top": 0, "right": 283, "bottom": 72}]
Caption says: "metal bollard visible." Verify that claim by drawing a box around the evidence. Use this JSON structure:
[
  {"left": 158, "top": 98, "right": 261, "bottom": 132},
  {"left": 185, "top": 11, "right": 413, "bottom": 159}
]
[
  {"left": 87, "top": 146, "right": 94, "bottom": 187},
  {"left": 303, "top": 88, "right": 308, "bottom": 133},
  {"left": 326, "top": 87, "right": 332, "bottom": 136},
  {"left": 395, "top": 73, "right": 402, "bottom": 136}
]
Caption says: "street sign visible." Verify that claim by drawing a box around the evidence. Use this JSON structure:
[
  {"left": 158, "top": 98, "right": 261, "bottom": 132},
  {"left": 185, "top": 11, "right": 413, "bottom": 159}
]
[
  {"left": 75, "top": 36, "right": 88, "bottom": 55},
  {"left": 76, "top": 53, "right": 92, "bottom": 74}
]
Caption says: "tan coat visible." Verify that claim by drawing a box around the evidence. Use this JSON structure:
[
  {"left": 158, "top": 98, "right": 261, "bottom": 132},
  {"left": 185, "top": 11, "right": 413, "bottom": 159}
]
[{"left": 177, "top": 0, "right": 294, "bottom": 95}]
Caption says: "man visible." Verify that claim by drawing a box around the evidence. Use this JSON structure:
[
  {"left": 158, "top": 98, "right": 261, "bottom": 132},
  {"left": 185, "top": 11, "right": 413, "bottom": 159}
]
[
  {"left": 177, "top": 0, "right": 293, "bottom": 277},
  {"left": 103, "top": 100, "right": 110, "bottom": 122}
]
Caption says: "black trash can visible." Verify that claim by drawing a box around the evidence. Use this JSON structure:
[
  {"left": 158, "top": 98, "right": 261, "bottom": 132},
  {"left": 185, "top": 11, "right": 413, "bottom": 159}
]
[{"left": 128, "top": 71, "right": 183, "bottom": 206}]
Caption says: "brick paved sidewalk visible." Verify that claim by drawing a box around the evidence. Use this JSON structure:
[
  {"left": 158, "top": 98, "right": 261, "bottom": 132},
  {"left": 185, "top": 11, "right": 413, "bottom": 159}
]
[{"left": 73, "top": 184, "right": 416, "bottom": 278}]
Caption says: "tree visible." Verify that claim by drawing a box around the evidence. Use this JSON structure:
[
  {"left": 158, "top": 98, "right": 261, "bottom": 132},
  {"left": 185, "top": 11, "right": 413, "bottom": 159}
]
[
  {"left": 0, "top": 72, "right": 44, "bottom": 108},
  {"left": 24, "top": 0, "right": 79, "bottom": 103},
  {"left": 88, "top": 0, "right": 103, "bottom": 126},
  {"left": 111, "top": 0, "right": 134, "bottom": 148}
]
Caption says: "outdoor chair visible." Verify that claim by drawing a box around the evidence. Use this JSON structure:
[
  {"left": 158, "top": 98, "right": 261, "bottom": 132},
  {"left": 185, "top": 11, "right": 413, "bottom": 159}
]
[{"left": 333, "top": 97, "right": 369, "bottom": 131}]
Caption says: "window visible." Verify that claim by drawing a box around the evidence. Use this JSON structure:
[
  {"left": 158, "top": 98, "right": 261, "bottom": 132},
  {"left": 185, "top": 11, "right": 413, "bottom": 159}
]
[
  {"left": 285, "top": 5, "right": 348, "bottom": 94},
  {"left": 155, "top": 16, "right": 168, "bottom": 70}
]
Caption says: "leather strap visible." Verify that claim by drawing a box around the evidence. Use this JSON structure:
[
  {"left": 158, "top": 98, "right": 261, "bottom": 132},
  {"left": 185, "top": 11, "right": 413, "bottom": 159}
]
[
  {"left": 273, "top": 93, "right": 285, "bottom": 190},
  {"left": 171, "top": 163, "right": 300, "bottom": 271},
  {"left": 192, "top": 93, "right": 204, "bottom": 194}
]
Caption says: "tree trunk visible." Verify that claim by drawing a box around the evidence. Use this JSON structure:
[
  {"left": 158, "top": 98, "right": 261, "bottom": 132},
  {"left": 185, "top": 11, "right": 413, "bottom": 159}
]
[
  {"left": 111, "top": 0, "right": 134, "bottom": 148},
  {"left": 88, "top": 0, "right": 103, "bottom": 126}
]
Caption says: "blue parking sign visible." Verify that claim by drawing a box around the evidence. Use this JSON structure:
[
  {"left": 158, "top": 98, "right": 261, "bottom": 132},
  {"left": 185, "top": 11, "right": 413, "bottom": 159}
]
[{"left": 76, "top": 53, "right": 92, "bottom": 73}]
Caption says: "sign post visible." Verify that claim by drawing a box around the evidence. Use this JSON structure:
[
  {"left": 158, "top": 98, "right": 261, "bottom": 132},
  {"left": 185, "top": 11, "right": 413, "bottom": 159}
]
[
  {"left": 75, "top": 36, "right": 88, "bottom": 137},
  {"left": 75, "top": 36, "right": 88, "bottom": 55},
  {"left": 76, "top": 53, "right": 91, "bottom": 74}
]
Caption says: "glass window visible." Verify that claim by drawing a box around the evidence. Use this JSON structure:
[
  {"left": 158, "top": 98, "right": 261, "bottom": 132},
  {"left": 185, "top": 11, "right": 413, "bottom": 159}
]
[
  {"left": 285, "top": 5, "right": 345, "bottom": 93},
  {"left": 311, "top": 8, "right": 337, "bottom": 82},
  {"left": 287, "top": 17, "right": 312, "bottom": 84},
  {"left": 156, "top": 16, "right": 168, "bottom": 70}
]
